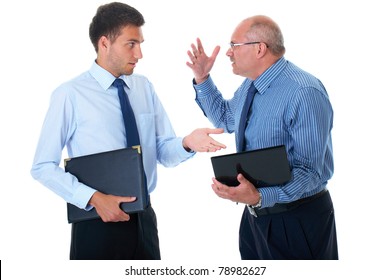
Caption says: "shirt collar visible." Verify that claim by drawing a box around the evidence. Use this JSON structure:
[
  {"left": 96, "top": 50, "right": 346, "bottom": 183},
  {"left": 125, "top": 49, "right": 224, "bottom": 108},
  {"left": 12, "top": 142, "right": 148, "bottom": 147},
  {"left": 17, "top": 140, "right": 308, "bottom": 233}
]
[
  {"left": 253, "top": 57, "right": 287, "bottom": 95},
  {"left": 89, "top": 61, "right": 131, "bottom": 91}
]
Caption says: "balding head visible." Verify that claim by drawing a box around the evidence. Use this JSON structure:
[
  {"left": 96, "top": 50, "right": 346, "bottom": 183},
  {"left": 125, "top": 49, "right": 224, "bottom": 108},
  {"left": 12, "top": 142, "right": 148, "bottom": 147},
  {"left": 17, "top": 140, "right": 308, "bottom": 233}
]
[
  {"left": 228, "top": 15, "right": 285, "bottom": 79},
  {"left": 239, "top": 15, "right": 285, "bottom": 57}
]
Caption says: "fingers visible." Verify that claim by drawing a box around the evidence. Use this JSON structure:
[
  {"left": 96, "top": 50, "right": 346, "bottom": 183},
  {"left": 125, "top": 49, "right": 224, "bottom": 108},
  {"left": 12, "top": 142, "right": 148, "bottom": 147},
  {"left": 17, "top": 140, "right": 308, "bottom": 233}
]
[
  {"left": 191, "top": 44, "right": 200, "bottom": 58},
  {"left": 186, "top": 41, "right": 199, "bottom": 65},
  {"left": 211, "top": 140, "right": 225, "bottom": 148},
  {"left": 112, "top": 196, "right": 136, "bottom": 222},
  {"left": 204, "top": 138, "right": 226, "bottom": 152},
  {"left": 208, "top": 139, "right": 226, "bottom": 150},
  {"left": 236, "top": 173, "right": 255, "bottom": 190},
  {"left": 200, "top": 145, "right": 219, "bottom": 153},
  {"left": 117, "top": 212, "right": 130, "bottom": 222},
  {"left": 237, "top": 173, "right": 249, "bottom": 184},
  {"left": 206, "top": 128, "right": 226, "bottom": 150},
  {"left": 187, "top": 50, "right": 196, "bottom": 61},
  {"left": 211, "top": 177, "right": 223, "bottom": 193},
  {"left": 188, "top": 38, "right": 206, "bottom": 62},
  {"left": 189, "top": 41, "right": 201, "bottom": 60},
  {"left": 111, "top": 196, "right": 136, "bottom": 222},
  {"left": 108, "top": 196, "right": 136, "bottom": 222},
  {"left": 120, "top": 196, "right": 137, "bottom": 203},
  {"left": 210, "top": 45, "right": 221, "bottom": 61},
  {"left": 183, "top": 127, "right": 226, "bottom": 152},
  {"left": 191, "top": 38, "right": 204, "bottom": 58},
  {"left": 211, "top": 178, "right": 234, "bottom": 201},
  {"left": 207, "top": 127, "right": 224, "bottom": 134},
  {"left": 186, "top": 38, "right": 220, "bottom": 85},
  {"left": 196, "top": 38, "right": 204, "bottom": 54}
]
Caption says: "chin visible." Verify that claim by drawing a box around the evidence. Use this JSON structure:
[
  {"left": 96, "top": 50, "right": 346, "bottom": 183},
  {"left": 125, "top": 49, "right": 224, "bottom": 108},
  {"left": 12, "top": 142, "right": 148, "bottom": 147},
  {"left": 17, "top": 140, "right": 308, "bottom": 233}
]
[{"left": 124, "top": 70, "right": 134, "bottom": 76}]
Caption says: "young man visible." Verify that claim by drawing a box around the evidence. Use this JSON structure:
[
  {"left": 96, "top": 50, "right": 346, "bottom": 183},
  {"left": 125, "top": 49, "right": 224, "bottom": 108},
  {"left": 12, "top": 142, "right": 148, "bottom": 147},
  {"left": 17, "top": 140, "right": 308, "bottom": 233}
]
[
  {"left": 187, "top": 15, "right": 338, "bottom": 259},
  {"left": 31, "top": 2, "right": 225, "bottom": 260}
]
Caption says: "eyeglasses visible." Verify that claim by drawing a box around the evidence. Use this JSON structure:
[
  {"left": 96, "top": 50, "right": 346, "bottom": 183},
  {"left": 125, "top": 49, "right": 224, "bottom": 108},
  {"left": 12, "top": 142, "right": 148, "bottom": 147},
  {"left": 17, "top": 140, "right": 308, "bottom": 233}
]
[{"left": 228, "top": 41, "right": 268, "bottom": 50}]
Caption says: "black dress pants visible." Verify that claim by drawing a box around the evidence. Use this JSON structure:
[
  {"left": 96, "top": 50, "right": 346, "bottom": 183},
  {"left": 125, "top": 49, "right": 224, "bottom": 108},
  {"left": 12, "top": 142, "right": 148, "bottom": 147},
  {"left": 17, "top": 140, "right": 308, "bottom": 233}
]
[
  {"left": 70, "top": 205, "right": 160, "bottom": 260},
  {"left": 239, "top": 190, "right": 338, "bottom": 260}
]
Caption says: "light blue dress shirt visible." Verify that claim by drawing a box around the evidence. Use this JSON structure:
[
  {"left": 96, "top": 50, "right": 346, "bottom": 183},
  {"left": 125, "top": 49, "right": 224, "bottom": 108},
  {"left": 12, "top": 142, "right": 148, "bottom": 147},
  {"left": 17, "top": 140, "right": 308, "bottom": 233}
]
[
  {"left": 31, "top": 62, "right": 194, "bottom": 210},
  {"left": 194, "top": 57, "right": 334, "bottom": 208}
]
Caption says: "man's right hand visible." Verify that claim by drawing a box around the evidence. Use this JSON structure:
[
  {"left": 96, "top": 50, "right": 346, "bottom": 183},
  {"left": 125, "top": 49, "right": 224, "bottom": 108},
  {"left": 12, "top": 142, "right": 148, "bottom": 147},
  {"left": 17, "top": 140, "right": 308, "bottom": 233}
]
[
  {"left": 88, "top": 192, "right": 136, "bottom": 222},
  {"left": 186, "top": 38, "right": 220, "bottom": 84}
]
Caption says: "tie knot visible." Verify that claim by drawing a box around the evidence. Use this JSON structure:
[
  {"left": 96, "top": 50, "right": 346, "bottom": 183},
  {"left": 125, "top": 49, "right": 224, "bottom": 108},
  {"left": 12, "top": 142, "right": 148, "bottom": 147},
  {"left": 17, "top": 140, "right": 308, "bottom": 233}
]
[
  {"left": 248, "top": 82, "right": 257, "bottom": 95},
  {"left": 113, "top": 78, "right": 125, "bottom": 89}
]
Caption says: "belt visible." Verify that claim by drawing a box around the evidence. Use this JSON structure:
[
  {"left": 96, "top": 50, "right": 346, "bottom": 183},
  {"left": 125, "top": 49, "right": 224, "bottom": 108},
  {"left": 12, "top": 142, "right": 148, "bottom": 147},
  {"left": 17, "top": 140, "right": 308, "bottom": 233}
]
[{"left": 250, "top": 189, "right": 328, "bottom": 217}]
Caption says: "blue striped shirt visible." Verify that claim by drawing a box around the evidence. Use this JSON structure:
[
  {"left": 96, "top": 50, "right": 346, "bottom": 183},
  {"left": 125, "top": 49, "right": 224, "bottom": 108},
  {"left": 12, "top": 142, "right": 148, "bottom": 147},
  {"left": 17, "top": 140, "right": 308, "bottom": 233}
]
[
  {"left": 194, "top": 57, "right": 334, "bottom": 207},
  {"left": 31, "top": 62, "right": 194, "bottom": 210}
]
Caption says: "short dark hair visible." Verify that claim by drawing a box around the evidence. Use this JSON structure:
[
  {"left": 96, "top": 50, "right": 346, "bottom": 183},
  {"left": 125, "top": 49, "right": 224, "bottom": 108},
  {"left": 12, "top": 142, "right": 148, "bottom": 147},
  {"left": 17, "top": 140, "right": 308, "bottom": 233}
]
[{"left": 89, "top": 2, "right": 145, "bottom": 52}]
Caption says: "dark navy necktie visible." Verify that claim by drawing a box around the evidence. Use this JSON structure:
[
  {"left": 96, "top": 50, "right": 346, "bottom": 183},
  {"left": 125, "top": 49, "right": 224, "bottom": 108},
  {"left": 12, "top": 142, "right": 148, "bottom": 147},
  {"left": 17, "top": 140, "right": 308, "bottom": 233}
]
[
  {"left": 237, "top": 82, "right": 257, "bottom": 152},
  {"left": 113, "top": 79, "right": 140, "bottom": 148},
  {"left": 113, "top": 78, "right": 149, "bottom": 205}
]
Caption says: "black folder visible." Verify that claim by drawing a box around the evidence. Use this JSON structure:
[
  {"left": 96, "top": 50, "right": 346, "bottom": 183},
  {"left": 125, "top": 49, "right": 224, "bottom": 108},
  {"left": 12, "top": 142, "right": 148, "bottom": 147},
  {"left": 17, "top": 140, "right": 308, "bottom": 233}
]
[
  {"left": 64, "top": 146, "right": 148, "bottom": 223},
  {"left": 211, "top": 145, "right": 291, "bottom": 187}
]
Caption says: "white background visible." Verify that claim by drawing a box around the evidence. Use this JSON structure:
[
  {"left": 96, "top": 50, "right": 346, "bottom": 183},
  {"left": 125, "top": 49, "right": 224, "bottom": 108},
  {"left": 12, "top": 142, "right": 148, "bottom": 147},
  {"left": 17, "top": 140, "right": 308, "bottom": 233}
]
[{"left": 1, "top": 0, "right": 389, "bottom": 279}]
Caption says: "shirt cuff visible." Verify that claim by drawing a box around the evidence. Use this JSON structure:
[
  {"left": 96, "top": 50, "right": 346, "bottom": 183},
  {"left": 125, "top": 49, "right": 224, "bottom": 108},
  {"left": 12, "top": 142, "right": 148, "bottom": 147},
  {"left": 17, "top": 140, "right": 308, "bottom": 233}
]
[
  {"left": 177, "top": 137, "right": 196, "bottom": 156},
  {"left": 258, "top": 187, "right": 279, "bottom": 208},
  {"left": 71, "top": 182, "right": 97, "bottom": 210},
  {"left": 193, "top": 76, "right": 216, "bottom": 98}
]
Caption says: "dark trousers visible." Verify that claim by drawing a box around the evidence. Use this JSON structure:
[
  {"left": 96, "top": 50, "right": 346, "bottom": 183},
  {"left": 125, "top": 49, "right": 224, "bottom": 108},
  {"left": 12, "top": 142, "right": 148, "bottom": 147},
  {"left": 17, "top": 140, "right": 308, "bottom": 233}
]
[
  {"left": 70, "top": 205, "right": 160, "bottom": 260},
  {"left": 239, "top": 190, "right": 338, "bottom": 260}
]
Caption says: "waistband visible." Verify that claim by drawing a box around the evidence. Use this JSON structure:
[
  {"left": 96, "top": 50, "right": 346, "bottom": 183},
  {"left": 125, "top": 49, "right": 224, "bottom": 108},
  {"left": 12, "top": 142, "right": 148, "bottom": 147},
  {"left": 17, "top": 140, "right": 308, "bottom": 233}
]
[{"left": 252, "top": 189, "right": 328, "bottom": 217}]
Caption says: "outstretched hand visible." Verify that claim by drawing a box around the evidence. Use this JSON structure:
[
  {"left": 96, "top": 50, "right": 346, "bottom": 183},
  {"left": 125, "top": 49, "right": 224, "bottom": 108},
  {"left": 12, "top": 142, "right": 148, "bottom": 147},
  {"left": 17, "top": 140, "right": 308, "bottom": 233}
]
[
  {"left": 186, "top": 38, "right": 220, "bottom": 84},
  {"left": 183, "top": 127, "right": 226, "bottom": 153}
]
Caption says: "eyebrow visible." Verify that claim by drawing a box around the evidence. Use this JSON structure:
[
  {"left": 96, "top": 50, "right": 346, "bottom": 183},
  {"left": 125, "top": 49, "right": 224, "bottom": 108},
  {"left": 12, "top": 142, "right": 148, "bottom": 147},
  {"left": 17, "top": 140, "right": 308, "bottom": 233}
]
[{"left": 126, "top": 39, "right": 144, "bottom": 44}]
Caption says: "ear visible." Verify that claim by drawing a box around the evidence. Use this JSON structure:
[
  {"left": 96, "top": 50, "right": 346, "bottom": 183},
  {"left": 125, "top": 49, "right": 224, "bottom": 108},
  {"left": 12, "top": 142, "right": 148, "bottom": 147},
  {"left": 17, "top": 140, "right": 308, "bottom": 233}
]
[
  {"left": 98, "top": 36, "right": 109, "bottom": 52},
  {"left": 256, "top": 42, "right": 267, "bottom": 58}
]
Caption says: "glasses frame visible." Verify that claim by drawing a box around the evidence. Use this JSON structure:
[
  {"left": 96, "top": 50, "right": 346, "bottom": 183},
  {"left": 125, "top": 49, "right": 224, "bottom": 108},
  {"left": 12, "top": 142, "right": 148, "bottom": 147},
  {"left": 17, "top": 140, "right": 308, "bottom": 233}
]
[{"left": 228, "top": 41, "right": 268, "bottom": 50}]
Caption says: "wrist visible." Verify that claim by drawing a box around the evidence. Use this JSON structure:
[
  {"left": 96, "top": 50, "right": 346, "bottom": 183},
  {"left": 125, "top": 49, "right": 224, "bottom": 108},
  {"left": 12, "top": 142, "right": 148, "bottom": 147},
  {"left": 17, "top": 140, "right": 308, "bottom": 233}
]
[
  {"left": 194, "top": 74, "right": 209, "bottom": 85},
  {"left": 249, "top": 191, "right": 262, "bottom": 208},
  {"left": 88, "top": 191, "right": 101, "bottom": 208},
  {"left": 247, "top": 191, "right": 262, "bottom": 218},
  {"left": 182, "top": 137, "right": 193, "bottom": 153}
]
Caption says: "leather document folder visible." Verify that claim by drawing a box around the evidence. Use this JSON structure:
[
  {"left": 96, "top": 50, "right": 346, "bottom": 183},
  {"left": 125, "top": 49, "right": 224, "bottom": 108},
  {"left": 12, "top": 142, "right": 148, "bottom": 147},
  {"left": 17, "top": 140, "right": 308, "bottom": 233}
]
[
  {"left": 211, "top": 145, "right": 292, "bottom": 187},
  {"left": 64, "top": 146, "right": 147, "bottom": 223}
]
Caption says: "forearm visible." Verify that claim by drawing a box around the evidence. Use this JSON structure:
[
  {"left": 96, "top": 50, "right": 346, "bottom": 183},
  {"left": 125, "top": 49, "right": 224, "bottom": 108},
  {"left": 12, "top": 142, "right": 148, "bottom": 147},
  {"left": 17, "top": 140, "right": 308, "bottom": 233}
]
[
  {"left": 193, "top": 77, "right": 235, "bottom": 132},
  {"left": 156, "top": 137, "right": 194, "bottom": 167},
  {"left": 31, "top": 160, "right": 96, "bottom": 209}
]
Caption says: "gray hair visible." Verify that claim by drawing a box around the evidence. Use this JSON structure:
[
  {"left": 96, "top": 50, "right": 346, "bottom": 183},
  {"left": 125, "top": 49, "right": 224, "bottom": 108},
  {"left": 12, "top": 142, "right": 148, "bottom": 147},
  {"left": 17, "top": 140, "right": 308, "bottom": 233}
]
[{"left": 246, "top": 16, "right": 285, "bottom": 56}]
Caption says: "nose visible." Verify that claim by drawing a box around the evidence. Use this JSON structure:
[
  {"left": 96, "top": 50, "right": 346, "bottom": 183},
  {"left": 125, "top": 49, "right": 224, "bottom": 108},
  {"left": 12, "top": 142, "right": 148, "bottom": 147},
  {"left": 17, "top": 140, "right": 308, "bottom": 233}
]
[
  {"left": 134, "top": 45, "right": 143, "bottom": 59},
  {"left": 226, "top": 48, "right": 233, "bottom": 57}
]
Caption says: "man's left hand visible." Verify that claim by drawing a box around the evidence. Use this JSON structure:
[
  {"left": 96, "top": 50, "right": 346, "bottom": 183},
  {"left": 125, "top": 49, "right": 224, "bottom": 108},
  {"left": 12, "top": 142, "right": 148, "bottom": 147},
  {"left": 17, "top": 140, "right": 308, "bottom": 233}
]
[{"left": 183, "top": 127, "right": 226, "bottom": 152}]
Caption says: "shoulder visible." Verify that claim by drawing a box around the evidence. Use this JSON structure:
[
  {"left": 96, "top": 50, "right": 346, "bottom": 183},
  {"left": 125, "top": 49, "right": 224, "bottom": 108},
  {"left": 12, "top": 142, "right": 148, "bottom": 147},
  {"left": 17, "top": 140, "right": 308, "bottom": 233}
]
[
  {"left": 123, "top": 73, "right": 153, "bottom": 88},
  {"left": 282, "top": 61, "right": 325, "bottom": 90},
  {"left": 123, "top": 73, "right": 158, "bottom": 100},
  {"left": 49, "top": 71, "right": 93, "bottom": 104},
  {"left": 270, "top": 61, "right": 329, "bottom": 103},
  {"left": 54, "top": 71, "right": 92, "bottom": 93},
  {"left": 283, "top": 63, "right": 332, "bottom": 111}
]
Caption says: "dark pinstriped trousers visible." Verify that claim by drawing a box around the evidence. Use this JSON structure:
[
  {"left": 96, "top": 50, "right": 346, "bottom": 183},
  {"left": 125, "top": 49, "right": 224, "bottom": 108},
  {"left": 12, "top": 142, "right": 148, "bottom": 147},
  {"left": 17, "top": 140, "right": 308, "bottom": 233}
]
[{"left": 239, "top": 191, "right": 338, "bottom": 260}]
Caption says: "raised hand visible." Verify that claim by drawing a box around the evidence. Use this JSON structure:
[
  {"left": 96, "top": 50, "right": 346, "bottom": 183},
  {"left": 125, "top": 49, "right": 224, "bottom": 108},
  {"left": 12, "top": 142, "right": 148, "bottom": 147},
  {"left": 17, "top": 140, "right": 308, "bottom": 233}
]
[{"left": 186, "top": 38, "right": 220, "bottom": 84}]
